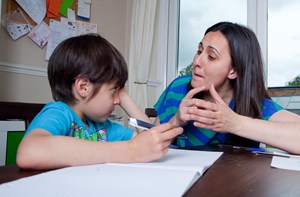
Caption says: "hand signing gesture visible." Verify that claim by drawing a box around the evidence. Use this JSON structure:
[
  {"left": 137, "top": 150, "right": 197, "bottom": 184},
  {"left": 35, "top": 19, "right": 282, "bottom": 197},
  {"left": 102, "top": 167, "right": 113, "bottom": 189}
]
[
  {"left": 192, "top": 84, "right": 239, "bottom": 133},
  {"left": 171, "top": 86, "right": 206, "bottom": 127}
]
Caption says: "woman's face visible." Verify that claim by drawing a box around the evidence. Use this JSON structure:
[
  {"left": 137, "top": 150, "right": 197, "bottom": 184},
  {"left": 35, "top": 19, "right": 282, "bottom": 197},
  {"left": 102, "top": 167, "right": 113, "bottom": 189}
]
[{"left": 191, "top": 31, "right": 236, "bottom": 92}]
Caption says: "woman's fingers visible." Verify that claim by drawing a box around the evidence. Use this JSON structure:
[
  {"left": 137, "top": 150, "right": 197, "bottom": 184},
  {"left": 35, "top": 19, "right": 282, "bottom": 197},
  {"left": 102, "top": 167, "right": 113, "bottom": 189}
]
[
  {"left": 184, "top": 86, "right": 205, "bottom": 100},
  {"left": 209, "top": 84, "right": 226, "bottom": 105}
]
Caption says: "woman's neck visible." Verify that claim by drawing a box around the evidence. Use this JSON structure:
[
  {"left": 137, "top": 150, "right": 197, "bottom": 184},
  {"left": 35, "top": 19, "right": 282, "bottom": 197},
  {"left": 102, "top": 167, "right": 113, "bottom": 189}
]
[{"left": 203, "top": 85, "right": 234, "bottom": 105}]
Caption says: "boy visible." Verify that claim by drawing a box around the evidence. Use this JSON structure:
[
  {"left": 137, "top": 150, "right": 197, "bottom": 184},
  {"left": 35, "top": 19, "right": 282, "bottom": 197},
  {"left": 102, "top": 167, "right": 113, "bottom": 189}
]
[{"left": 16, "top": 34, "right": 183, "bottom": 170}]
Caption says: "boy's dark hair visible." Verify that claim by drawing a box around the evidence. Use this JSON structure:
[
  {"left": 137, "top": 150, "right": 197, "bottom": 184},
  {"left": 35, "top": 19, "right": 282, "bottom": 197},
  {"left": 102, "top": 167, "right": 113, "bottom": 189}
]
[{"left": 48, "top": 34, "right": 128, "bottom": 104}]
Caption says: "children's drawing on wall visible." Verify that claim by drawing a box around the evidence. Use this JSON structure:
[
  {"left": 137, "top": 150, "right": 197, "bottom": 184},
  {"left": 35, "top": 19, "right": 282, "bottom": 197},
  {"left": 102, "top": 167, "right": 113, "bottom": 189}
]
[
  {"left": 3, "top": 0, "right": 97, "bottom": 60},
  {"left": 2, "top": 8, "right": 31, "bottom": 40},
  {"left": 15, "top": 0, "right": 46, "bottom": 25},
  {"left": 27, "top": 21, "right": 52, "bottom": 48},
  {"left": 45, "top": 18, "right": 76, "bottom": 60}
]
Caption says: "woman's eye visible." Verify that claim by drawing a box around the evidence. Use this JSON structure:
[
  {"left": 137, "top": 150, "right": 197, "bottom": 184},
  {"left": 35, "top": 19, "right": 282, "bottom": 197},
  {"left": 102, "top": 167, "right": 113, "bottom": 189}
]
[{"left": 209, "top": 56, "right": 215, "bottom": 60}]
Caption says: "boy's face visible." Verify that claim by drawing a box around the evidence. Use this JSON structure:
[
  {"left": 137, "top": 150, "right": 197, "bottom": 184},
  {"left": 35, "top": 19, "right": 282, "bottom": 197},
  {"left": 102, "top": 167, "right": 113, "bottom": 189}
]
[{"left": 83, "top": 82, "right": 120, "bottom": 122}]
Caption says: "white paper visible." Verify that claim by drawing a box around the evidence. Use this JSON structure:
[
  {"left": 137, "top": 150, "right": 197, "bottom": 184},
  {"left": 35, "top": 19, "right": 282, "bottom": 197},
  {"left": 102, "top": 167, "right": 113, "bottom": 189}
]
[
  {"left": 271, "top": 152, "right": 300, "bottom": 171},
  {"left": 5, "top": 22, "right": 30, "bottom": 40},
  {"left": 60, "top": 17, "right": 68, "bottom": 25},
  {"left": 0, "top": 165, "right": 198, "bottom": 197},
  {"left": 4, "top": 8, "right": 32, "bottom": 40},
  {"left": 15, "top": 0, "right": 46, "bottom": 25},
  {"left": 77, "top": 0, "right": 91, "bottom": 20},
  {"left": 45, "top": 19, "right": 76, "bottom": 60},
  {"left": 0, "top": 149, "right": 222, "bottom": 197},
  {"left": 67, "top": 8, "right": 76, "bottom": 23},
  {"left": 27, "top": 21, "right": 52, "bottom": 48},
  {"left": 76, "top": 20, "right": 97, "bottom": 35},
  {"left": 109, "top": 148, "right": 222, "bottom": 173}
]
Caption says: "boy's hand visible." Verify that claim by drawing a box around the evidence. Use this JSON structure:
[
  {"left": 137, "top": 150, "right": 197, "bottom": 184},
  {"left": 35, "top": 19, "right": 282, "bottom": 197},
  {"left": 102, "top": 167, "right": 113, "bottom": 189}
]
[{"left": 128, "top": 123, "right": 183, "bottom": 162}]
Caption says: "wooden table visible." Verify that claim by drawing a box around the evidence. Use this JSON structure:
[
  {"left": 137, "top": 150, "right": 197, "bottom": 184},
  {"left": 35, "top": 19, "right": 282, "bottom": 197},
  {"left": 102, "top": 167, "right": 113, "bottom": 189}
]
[
  {"left": 184, "top": 146, "right": 300, "bottom": 197},
  {"left": 1, "top": 146, "right": 300, "bottom": 197}
]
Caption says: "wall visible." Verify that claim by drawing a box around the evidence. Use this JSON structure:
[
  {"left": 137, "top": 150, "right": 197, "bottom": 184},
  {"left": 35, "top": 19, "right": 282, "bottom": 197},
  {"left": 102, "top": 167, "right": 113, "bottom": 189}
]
[{"left": 0, "top": 0, "right": 130, "bottom": 104}]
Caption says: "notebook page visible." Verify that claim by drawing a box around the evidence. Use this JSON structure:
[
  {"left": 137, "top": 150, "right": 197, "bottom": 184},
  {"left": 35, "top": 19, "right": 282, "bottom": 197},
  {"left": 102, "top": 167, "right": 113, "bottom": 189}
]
[
  {"left": 0, "top": 164, "right": 199, "bottom": 197},
  {"left": 109, "top": 148, "right": 223, "bottom": 175}
]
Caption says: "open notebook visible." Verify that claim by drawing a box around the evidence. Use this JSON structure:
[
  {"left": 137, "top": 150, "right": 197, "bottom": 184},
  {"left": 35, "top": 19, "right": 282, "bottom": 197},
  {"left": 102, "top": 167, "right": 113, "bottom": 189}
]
[{"left": 0, "top": 149, "right": 222, "bottom": 197}]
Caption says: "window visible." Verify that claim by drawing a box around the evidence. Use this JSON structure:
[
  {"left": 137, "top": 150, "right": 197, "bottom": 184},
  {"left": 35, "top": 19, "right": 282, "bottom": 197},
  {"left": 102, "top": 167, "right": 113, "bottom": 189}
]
[
  {"left": 178, "top": 0, "right": 247, "bottom": 75},
  {"left": 268, "top": 0, "right": 300, "bottom": 87},
  {"left": 174, "top": 0, "right": 300, "bottom": 87}
]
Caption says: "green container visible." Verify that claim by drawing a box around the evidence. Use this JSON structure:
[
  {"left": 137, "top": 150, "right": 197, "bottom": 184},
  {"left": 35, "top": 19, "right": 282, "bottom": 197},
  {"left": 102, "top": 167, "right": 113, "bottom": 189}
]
[{"left": 6, "top": 131, "right": 25, "bottom": 165}]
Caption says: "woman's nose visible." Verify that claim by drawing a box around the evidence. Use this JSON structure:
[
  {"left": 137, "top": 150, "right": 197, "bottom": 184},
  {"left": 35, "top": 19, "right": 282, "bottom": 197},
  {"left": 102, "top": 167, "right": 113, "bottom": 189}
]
[{"left": 193, "top": 54, "right": 202, "bottom": 68}]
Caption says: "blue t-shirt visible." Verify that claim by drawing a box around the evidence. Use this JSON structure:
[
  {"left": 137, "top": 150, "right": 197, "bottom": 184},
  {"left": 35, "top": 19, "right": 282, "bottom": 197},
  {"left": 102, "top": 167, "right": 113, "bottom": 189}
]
[
  {"left": 154, "top": 75, "right": 284, "bottom": 148},
  {"left": 26, "top": 101, "right": 134, "bottom": 142}
]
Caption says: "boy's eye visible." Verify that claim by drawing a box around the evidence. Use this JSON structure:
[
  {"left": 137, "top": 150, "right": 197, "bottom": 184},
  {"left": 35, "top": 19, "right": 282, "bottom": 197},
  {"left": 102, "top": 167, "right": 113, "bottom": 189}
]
[{"left": 111, "top": 87, "right": 120, "bottom": 95}]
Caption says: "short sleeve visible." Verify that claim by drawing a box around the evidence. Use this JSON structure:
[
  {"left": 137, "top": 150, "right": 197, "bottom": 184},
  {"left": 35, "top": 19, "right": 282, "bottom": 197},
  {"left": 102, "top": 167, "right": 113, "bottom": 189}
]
[
  {"left": 96, "top": 120, "right": 134, "bottom": 141},
  {"left": 25, "top": 102, "right": 76, "bottom": 136},
  {"left": 262, "top": 98, "right": 284, "bottom": 120}
]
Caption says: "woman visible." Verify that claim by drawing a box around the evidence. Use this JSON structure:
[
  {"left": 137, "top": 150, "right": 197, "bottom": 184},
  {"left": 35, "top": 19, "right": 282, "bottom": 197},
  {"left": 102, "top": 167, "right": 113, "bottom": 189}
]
[{"left": 154, "top": 22, "right": 300, "bottom": 154}]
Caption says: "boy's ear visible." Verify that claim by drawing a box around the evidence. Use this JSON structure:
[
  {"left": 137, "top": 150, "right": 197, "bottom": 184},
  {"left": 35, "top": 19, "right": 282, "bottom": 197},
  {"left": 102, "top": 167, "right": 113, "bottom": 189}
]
[
  {"left": 74, "top": 78, "right": 91, "bottom": 97},
  {"left": 228, "top": 68, "right": 237, "bottom": 80}
]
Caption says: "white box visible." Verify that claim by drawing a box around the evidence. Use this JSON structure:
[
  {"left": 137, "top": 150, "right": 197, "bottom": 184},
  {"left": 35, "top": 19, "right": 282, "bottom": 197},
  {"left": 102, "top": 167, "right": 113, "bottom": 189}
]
[{"left": 0, "top": 120, "right": 25, "bottom": 166}]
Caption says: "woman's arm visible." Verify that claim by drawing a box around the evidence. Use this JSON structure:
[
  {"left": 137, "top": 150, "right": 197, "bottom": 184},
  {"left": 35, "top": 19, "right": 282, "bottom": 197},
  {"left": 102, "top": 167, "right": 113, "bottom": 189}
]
[
  {"left": 118, "top": 88, "right": 151, "bottom": 123},
  {"left": 118, "top": 88, "right": 153, "bottom": 134},
  {"left": 16, "top": 123, "right": 183, "bottom": 170},
  {"left": 190, "top": 84, "right": 300, "bottom": 154},
  {"left": 232, "top": 110, "right": 300, "bottom": 154}
]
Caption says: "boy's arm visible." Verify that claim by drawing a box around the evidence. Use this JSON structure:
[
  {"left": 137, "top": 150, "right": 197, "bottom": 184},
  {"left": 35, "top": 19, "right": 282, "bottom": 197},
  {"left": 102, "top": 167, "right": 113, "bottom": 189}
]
[{"left": 16, "top": 124, "right": 183, "bottom": 170}]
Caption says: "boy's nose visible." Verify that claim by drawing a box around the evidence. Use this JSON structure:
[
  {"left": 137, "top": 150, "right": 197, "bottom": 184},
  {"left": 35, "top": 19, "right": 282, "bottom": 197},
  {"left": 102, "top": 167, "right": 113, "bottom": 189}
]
[{"left": 114, "top": 95, "right": 120, "bottom": 105}]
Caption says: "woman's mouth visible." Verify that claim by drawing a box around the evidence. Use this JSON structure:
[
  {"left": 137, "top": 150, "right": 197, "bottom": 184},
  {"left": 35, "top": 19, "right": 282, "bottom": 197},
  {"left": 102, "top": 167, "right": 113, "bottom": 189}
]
[{"left": 193, "top": 72, "right": 204, "bottom": 80}]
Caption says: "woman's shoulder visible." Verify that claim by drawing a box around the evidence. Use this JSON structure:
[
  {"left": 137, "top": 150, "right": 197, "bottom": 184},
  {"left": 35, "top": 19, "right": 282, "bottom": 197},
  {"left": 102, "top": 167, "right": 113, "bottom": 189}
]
[
  {"left": 263, "top": 98, "right": 284, "bottom": 110},
  {"left": 261, "top": 98, "right": 284, "bottom": 119}
]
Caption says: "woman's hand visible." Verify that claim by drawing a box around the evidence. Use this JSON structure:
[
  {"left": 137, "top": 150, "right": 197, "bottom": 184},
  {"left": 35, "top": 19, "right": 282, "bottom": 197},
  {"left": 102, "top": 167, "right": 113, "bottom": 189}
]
[
  {"left": 192, "top": 84, "right": 240, "bottom": 133},
  {"left": 128, "top": 123, "right": 183, "bottom": 162},
  {"left": 169, "top": 86, "right": 206, "bottom": 127}
]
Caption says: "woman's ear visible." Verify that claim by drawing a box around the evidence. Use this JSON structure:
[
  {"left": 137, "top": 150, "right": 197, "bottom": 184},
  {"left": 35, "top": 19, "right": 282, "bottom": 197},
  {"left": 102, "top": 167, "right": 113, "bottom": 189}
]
[
  {"left": 228, "top": 68, "right": 237, "bottom": 80},
  {"left": 74, "top": 78, "right": 91, "bottom": 97}
]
